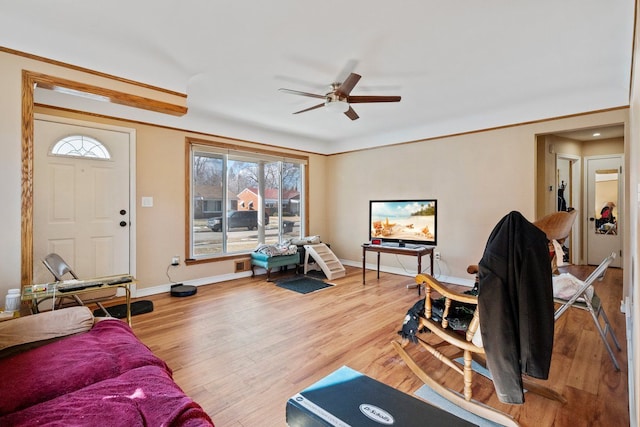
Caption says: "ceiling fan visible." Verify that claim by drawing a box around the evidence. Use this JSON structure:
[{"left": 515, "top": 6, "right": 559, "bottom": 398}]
[{"left": 279, "top": 73, "right": 401, "bottom": 120}]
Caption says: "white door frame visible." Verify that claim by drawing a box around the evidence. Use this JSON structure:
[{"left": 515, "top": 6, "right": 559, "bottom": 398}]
[
  {"left": 583, "top": 154, "right": 623, "bottom": 267},
  {"left": 34, "top": 113, "right": 137, "bottom": 287},
  {"left": 556, "top": 153, "right": 581, "bottom": 265}
]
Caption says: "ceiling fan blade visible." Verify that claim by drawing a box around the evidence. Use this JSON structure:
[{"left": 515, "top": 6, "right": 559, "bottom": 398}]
[
  {"left": 293, "top": 103, "right": 325, "bottom": 114},
  {"left": 344, "top": 107, "right": 359, "bottom": 120},
  {"left": 275, "top": 75, "right": 327, "bottom": 91},
  {"left": 279, "top": 88, "right": 325, "bottom": 99},
  {"left": 335, "top": 59, "right": 359, "bottom": 84},
  {"left": 347, "top": 95, "right": 401, "bottom": 103},
  {"left": 336, "top": 73, "right": 361, "bottom": 96}
]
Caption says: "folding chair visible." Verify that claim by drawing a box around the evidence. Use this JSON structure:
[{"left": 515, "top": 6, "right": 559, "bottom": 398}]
[
  {"left": 552, "top": 252, "right": 621, "bottom": 370},
  {"left": 42, "top": 253, "right": 115, "bottom": 317},
  {"left": 42, "top": 253, "right": 79, "bottom": 282},
  {"left": 31, "top": 254, "right": 78, "bottom": 313}
]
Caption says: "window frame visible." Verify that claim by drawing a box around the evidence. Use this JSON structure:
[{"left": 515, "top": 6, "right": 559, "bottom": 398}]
[
  {"left": 51, "top": 134, "right": 111, "bottom": 160},
  {"left": 185, "top": 137, "right": 309, "bottom": 265}
]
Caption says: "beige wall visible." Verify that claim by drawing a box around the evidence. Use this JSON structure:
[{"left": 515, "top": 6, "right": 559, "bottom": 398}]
[
  {"left": 535, "top": 135, "right": 624, "bottom": 262},
  {"left": 516, "top": 135, "right": 622, "bottom": 220},
  {"left": 582, "top": 137, "right": 625, "bottom": 157},
  {"left": 326, "top": 109, "right": 629, "bottom": 283},
  {"left": 0, "top": 50, "right": 325, "bottom": 297},
  {"left": 0, "top": 49, "right": 632, "bottom": 311},
  {"left": 30, "top": 106, "right": 325, "bottom": 293},
  {"left": 627, "top": 2, "right": 640, "bottom": 424},
  {"left": 1, "top": 43, "right": 637, "bottom": 424},
  {"left": 551, "top": 136, "right": 584, "bottom": 157},
  {"left": 1, "top": 33, "right": 637, "bottom": 423},
  {"left": 0, "top": 53, "right": 23, "bottom": 295}
]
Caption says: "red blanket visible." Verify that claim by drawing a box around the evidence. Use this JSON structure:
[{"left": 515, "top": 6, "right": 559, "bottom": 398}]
[
  {"left": 0, "top": 319, "right": 213, "bottom": 426},
  {"left": 1, "top": 365, "right": 212, "bottom": 426}
]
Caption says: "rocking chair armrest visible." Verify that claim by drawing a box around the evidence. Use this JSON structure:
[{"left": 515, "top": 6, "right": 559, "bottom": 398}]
[
  {"left": 415, "top": 274, "right": 478, "bottom": 305},
  {"left": 420, "top": 317, "right": 485, "bottom": 353}
]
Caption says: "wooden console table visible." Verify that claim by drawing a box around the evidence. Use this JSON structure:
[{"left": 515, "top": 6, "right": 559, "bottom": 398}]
[{"left": 362, "top": 244, "right": 435, "bottom": 292}]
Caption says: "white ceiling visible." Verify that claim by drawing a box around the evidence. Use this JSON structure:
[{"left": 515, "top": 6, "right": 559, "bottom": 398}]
[{"left": 0, "top": 1, "right": 634, "bottom": 154}]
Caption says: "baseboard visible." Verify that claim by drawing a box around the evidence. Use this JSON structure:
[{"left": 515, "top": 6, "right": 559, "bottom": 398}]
[
  {"left": 133, "top": 261, "right": 473, "bottom": 298},
  {"left": 134, "top": 270, "right": 254, "bottom": 298},
  {"left": 340, "top": 259, "right": 474, "bottom": 287},
  {"left": 116, "top": 283, "right": 136, "bottom": 298},
  {"left": 624, "top": 296, "right": 636, "bottom": 427}
]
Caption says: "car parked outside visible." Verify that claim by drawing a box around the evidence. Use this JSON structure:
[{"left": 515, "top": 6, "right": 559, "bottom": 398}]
[{"left": 207, "top": 210, "right": 269, "bottom": 231}]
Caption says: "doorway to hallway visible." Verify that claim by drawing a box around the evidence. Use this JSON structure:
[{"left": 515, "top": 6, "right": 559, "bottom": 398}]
[{"left": 536, "top": 124, "right": 624, "bottom": 267}]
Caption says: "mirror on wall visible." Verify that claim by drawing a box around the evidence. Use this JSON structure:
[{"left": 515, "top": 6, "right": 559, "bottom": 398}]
[{"left": 593, "top": 169, "right": 618, "bottom": 236}]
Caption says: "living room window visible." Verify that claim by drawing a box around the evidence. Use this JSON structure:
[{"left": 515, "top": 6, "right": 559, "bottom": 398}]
[{"left": 188, "top": 139, "right": 307, "bottom": 260}]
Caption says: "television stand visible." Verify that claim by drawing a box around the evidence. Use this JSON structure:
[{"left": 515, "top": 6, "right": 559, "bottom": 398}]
[
  {"left": 362, "top": 243, "right": 435, "bottom": 294},
  {"left": 380, "top": 241, "right": 420, "bottom": 249}
]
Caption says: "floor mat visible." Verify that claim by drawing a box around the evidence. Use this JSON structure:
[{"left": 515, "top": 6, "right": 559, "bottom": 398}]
[
  {"left": 414, "top": 384, "right": 503, "bottom": 427},
  {"left": 94, "top": 300, "right": 154, "bottom": 318},
  {"left": 275, "top": 276, "right": 334, "bottom": 294}
]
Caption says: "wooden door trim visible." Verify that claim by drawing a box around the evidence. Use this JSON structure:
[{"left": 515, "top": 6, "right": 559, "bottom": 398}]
[
  {"left": 583, "top": 154, "right": 624, "bottom": 266},
  {"left": 22, "top": 70, "right": 35, "bottom": 286},
  {"left": 21, "top": 70, "right": 163, "bottom": 286}
]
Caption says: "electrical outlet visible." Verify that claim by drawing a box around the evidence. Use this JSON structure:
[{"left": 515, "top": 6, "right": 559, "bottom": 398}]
[
  {"left": 171, "top": 256, "right": 180, "bottom": 266},
  {"left": 434, "top": 251, "right": 441, "bottom": 260}
]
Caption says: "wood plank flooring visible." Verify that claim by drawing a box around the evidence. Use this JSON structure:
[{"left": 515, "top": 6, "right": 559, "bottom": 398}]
[{"left": 125, "top": 265, "right": 628, "bottom": 427}]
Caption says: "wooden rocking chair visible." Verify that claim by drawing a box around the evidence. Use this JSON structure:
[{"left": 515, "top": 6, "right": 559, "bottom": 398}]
[
  {"left": 532, "top": 209, "right": 578, "bottom": 273},
  {"left": 393, "top": 272, "right": 567, "bottom": 427},
  {"left": 393, "top": 211, "right": 571, "bottom": 426}
]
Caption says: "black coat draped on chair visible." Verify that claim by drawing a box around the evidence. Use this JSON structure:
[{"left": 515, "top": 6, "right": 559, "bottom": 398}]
[{"left": 478, "top": 211, "right": 555, "bottom": 404}]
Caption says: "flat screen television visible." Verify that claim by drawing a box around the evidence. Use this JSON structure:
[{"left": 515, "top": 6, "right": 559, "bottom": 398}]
[{"left": 368, "top": 199, "right": 437, "bottom": 247}]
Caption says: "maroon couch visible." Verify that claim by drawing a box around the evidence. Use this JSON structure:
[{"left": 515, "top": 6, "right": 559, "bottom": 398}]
[{"left": 0, "top": 307, "right": 213, "bottom": 426}]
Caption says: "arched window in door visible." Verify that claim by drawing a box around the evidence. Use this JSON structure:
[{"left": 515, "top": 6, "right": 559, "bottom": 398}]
[{"left": 51, "top": 135, "right": 111, "bottom": 159}]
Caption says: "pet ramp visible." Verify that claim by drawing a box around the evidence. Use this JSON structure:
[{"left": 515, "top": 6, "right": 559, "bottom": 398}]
[{"left": 303, "top": 244, "right": 346, "bottom": 280}]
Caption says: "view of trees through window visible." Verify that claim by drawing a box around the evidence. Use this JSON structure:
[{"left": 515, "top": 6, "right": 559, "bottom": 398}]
[{"left": 190, "top": 144, "right": 305, "bottom": 259}]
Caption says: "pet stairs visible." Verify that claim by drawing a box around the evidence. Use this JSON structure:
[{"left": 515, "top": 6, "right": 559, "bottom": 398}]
[{"left": 303, "top": 244, "right": 346, "bottom": 280}]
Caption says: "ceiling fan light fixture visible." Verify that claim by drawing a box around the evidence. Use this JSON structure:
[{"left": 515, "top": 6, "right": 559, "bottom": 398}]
[
  {"left": 281, "top": 72, "right": 400, "bottom": 120},
  {"left": 325, "top": 99, "right": 350, "bottom": 113}
]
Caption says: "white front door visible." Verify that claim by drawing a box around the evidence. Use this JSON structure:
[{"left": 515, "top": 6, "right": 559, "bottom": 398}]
[
  {"left": 585, "top": 155, "right": 622, "bottom": 267},
  {"left": 33, "top": 117, "right": 133, "bottom": 283}
]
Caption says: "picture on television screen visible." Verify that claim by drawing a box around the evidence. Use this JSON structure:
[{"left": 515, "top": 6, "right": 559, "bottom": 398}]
[{"left": 369, "top": 199, "right": 437, "bottom": 246}]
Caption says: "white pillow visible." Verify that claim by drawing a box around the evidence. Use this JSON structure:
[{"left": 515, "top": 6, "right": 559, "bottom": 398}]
[
  {"left": 552, "top": 273, "right": 593, "bottom": 302},
  {"left": 0, "top": 306, "right": 94, "bottom": 351},
  {"left": 290, "top": 235, "right": 321, "bottom": 245},
  {"left": 472, "top": 323, "right": 483, "bottom": 348}
]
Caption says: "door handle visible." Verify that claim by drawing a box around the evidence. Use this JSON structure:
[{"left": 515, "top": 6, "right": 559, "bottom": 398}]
[
  {"left": 120, "top": 221, "right": 128, "bottom": 227},
  {"left": 120, "top": 209, "right": 127, "bottom": 215},
  {"left": 589, "top": 217, "right": 595, "bottom": 222}
]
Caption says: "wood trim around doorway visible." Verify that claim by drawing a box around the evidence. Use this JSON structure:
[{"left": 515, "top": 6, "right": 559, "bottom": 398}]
[{"left": 20, "top": 70, "right": 187, "bottom": 286}]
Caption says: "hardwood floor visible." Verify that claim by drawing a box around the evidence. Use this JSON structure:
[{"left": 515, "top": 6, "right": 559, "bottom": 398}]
[{"left": 126, "top": 265, "right": 628, "bottom": 426}]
